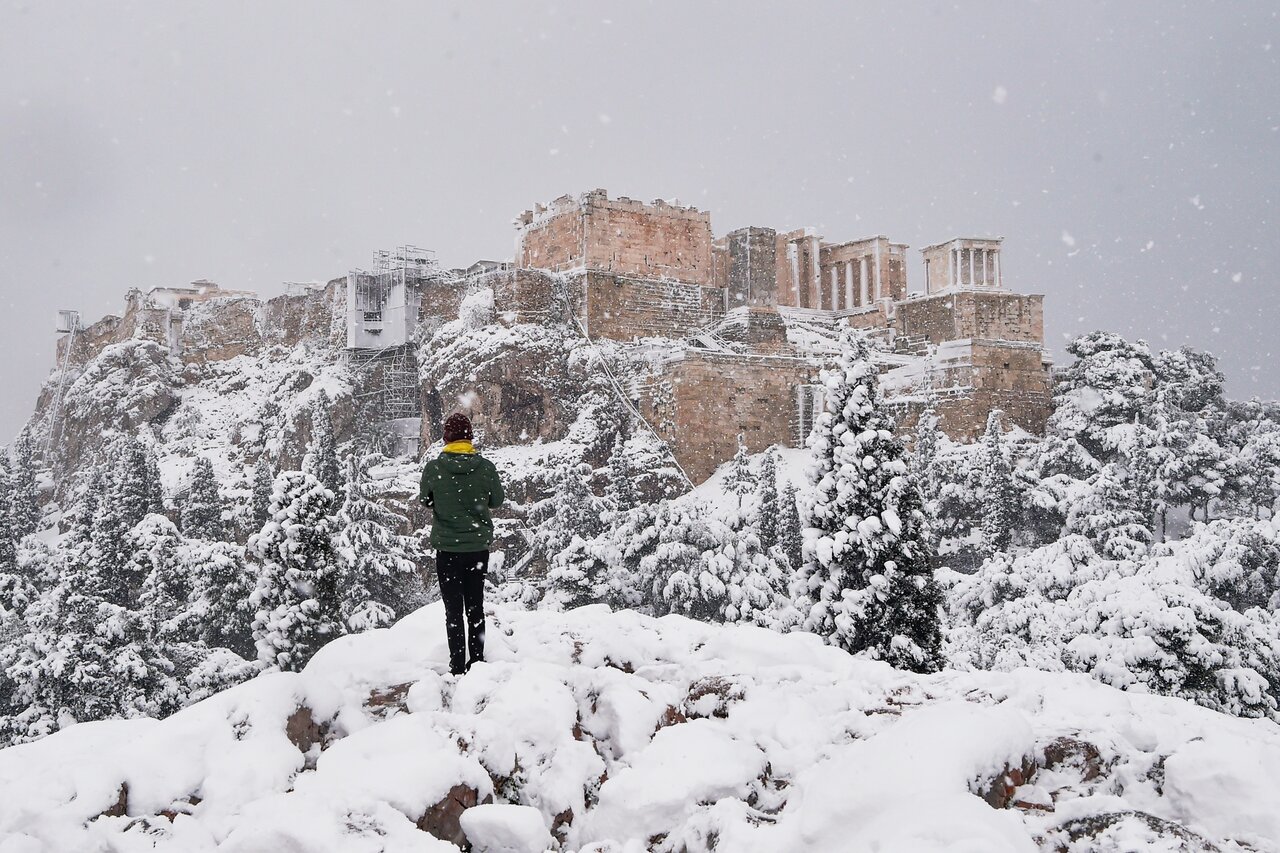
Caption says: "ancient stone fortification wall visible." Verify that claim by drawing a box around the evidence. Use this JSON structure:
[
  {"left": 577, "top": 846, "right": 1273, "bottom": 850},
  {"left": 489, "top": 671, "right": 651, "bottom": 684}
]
[
  {"left": 575, "top": 271, "right": 726, "bottom": 341},
  {"left": 884, "top": 340, "right": 1051, "bottom": 440},
  {"left": 642, "top": 351, "right": 817, "bottom": 483},
  {"left": 894, "top": 291, "right": 1043, "bottom": 347},
  {"left": 517, "top": 191, "right": 713, "bottom": 285},
  {"left": 476, "top": 269, "right": 559, "bottom": 326}
]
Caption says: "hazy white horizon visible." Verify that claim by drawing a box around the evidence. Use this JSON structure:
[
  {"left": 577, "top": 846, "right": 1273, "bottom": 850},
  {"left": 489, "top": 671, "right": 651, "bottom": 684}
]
[{"left": 2, "top": 1, "right": 1277, "bottom": 442}]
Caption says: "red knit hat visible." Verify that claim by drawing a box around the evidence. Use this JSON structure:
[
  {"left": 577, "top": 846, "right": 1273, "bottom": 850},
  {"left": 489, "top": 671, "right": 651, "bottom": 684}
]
[{"left": 443, "top": 412, "right": 473, "bottom": 443}]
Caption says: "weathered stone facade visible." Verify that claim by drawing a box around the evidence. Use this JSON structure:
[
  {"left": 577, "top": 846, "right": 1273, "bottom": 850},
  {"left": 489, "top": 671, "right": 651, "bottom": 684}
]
[{"left": 640, "top": 351, "right": 817, "bottom": 483}]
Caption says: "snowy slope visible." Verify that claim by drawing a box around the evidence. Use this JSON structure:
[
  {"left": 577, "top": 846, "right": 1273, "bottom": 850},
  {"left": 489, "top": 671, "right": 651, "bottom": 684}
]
[{"left": 2, "top": 604, "right": 1279, "bottom": 853}]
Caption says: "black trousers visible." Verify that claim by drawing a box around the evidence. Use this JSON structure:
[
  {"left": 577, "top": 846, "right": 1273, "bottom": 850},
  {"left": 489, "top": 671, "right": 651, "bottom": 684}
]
[{"left": 436, "top": 550, "right": 488, "bottom": 674}]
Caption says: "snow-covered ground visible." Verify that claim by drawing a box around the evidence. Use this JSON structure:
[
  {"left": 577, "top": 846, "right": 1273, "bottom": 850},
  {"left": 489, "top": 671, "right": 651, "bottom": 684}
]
[{"left": 2, "top": 603, "right": 1278, "bottom": 853}]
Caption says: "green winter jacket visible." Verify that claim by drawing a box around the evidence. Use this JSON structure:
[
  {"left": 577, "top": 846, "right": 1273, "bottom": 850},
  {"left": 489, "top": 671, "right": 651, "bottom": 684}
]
[{"left": 419, "top": 448, "right": 505, "bottom": 552}]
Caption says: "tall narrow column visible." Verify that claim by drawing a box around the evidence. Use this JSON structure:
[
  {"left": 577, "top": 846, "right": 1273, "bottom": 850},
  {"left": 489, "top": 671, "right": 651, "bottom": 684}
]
[
  {"left": 873, "top": 237, "right": 883, "bottom": 301},
  {"left": 844, "top": 260, "right": 855, "bottom": 308},
  {"left": 993, "top": 251, "right": 1001, "bottom": 289},
  {"left": 968, "top": 248, "right": 975, "bottom": 288},
  {"left": 788, "top": 243, "right": 800, "bottom": 306},
  {"left": 860, "top": 256, "right": 870, "bottom": 305},
  {"left": 830, "top": 267, "right": 839, "bottom": 310},
  {"left": 952, "top": 247, "right": 960, "bottom": 288},
  {"left": 809, "top": 236, "right": 821, "bottom": 310}
]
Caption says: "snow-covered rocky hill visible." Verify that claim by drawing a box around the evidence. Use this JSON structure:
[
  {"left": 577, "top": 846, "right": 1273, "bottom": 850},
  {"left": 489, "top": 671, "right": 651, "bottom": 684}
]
[{"left": 2, "top": 603, "right": 1278, "bottom": 853}]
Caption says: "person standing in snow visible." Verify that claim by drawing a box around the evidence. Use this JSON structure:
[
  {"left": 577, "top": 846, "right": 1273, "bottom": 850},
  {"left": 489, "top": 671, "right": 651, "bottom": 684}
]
[{"left": 419, "top": 413, "right": 505, "bottom": 675}]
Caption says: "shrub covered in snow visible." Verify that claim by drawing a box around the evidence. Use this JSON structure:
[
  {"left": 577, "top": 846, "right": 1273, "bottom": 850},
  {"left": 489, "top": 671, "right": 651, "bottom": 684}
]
[{"left": 948, "top": 522, "right": 1280, "bottom": 719}]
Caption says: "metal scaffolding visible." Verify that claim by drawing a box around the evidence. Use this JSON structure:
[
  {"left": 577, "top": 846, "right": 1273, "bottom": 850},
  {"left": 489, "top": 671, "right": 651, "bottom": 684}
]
[{"left": 346, "top": 246, "right": 441, "bottom": 457}]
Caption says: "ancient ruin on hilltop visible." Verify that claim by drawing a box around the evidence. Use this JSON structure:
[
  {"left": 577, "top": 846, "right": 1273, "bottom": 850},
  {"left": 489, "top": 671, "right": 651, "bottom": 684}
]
[{"left": 49, "top": 190, "right": 1051, "bottom": 483}]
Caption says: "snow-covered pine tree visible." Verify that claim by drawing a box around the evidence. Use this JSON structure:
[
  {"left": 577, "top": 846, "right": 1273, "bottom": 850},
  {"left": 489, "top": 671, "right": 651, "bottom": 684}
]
[
  {"left": 723, "top": 434, "right": 756, "bottom": 510},
  {"left": 0, "top": 454, "right": 14, "bottom": 573},
  {"left": 143, "top": 441, "right": 165, "bottom": 516},
  {"left": 757, "top": 448, "right": 780, "bottom": 551},
  {"left": 90, "top": 438, "right": 166, "bottom": 606},
  {"left": 912, "top": 405, "right": 942, "bottom": 504},
  {"left": 0, "top": 536, "right": 56, "bottom": 621},
  {"left": 778, "top": 482, "right": 803, "bottom": 572},
  {"left": 3, "top": 535, "right": 180, "bottom": 741},
  {"left": 248, "top": 471, "right": 344, "bottom": 671},
  {"left": 591, "top": 501, "right": 659, "bottom": 611},
  {"left": 606, "top": 431, "right": 639, "bottom": 514},
  {"left": 793, "top": 331, "right": 944, "bottom": 673},
  {"left": 1066, "top": 462, "right": 1153, "bottom": 561},
  {"left": 131, "top": 514, "right": 192, "bottom": 645},
  {"left": 979, "top": 410, "right": 1017, "bottom": 556},
  {"left": 648, "top": 500, "right": 719, "bottom": 618},
  {"left": 251, "top": 455, "right": 276, "bottom": 528},
  {"left": 8, "top": 430, "right": 41, "bottom": 540},
  {"left": 910, "top": 404, "right": 951, "bottom": 555},
  {"left": 181, "top": 457, "right": 225, "bottom": 541},
  {"left": 334, "top": 457, "right": 425, "bottom": 631},
  {"left": 306, "top": 391, "right": 343, "bottom": 495},
  {"left": 181, "top": 538, "right": 257, "bottom": 659},
  {"left": 541, "top": 463, "right": 607, "bottom": 610}
]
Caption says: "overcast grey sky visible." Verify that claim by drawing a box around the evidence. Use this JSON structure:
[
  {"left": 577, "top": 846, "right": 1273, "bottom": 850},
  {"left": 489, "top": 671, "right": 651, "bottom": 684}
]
[{"left": 1, "top": 1, "right": 1277, "bottom": 443}]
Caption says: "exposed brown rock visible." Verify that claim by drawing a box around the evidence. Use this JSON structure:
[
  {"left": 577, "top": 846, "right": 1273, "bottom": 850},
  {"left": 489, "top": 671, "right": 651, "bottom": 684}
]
[
  {"left": 366, "top": 683, "right": 413, "bottom": 717},
  {"left": 1042, "top": 736, "right": 1104, "bottom": 783},
  {"left": 96, "top": 782, "right": 129, "bottom": 819},
  {"left": 1048, "top": 811, "right": 1221, "bottom": 853},
  {"left": 978, "top": 754, "right": 1038, "bottom": 809},
  {"left": 551, "top": 807, "right": 574, "bottom": 845},
  {"left": 683, "top": 676, "right": 746, "bottom": 720},
  {"left": 416, "top": 783, "right": 493, "bottom": 849},
  {"left": 285, "top": 705, "right": 332, "bottom": 769},
  {"left": 656, "top": 704, "right": 688, "bottom": 732}
]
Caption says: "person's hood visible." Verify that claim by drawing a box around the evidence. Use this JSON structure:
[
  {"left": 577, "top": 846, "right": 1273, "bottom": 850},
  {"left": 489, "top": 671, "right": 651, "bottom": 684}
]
[{"left": 438, "top": 452, "right": 484, "bottom": 475}]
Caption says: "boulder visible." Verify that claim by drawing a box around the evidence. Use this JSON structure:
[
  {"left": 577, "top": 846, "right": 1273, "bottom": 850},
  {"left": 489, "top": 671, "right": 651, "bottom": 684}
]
[
  {"left": 417, "top": 783, "right": 493, "bottom": 849},
  {"left": 459, "top": 804, "right": 554, "bottom": 853}
]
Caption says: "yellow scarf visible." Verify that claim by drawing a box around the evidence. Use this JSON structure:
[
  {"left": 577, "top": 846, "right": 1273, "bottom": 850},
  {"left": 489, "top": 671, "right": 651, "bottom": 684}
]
[{"left": 442, "top": 440, "right": 476, "bottom": 455}]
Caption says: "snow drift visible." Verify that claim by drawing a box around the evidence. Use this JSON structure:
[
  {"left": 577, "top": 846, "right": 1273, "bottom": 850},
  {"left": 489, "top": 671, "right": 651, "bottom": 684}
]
[{"left": 2, "top": 603, "right": 1279, "bottom": 852}]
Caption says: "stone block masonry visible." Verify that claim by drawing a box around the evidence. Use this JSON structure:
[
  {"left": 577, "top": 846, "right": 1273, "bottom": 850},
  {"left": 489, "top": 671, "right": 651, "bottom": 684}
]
[
  {"left": 517, "top": 189, "right": 713, "bottom": 285},
  {"left": 641, "top": 351, "right": 818, "bottom": 484}
]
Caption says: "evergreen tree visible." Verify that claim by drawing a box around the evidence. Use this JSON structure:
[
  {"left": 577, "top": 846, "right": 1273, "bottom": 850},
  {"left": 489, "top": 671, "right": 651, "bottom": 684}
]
[
  {"left": 980, "top": 410, "right": 1017, "bottom": 556},
  {"left": 306, "top": 391, "right": 343, "bottom": 495},
  {"left": 248, "top": 471, "right": 344, "bottom": 671},
  {"left": 90, "top": 439, "right": 165, "bottom": 606},
  {"left": 0, "top": 537, "right": 56, "bottom": 620},
  {"left": 757, "top": 448, "right": 781, "bottom": 551},
  {"left": 1067, "top": 463, "right": 1153, "bottom": 561},
  {"left": 591, "top": 501, "right": 660, "bottom": 611},
  {"left": 646, "top": 501, "right": 719, "bottom": 619},
  {"left": 181, "top": 456, "right": 225, "bottom": 541},
  {"left": 8, "top": 430, "right": 41, "bottom": 539},
  {"left": 4, "top": 538, "right": 179, "bottom": 739},
  {"left": 0, "top": 455, "right": 14, "bottom": 573},
  {"left": 334, "top": 457, "right": 425, "bottom": 631},
  {"left": 251, "top": 455, "right": 276, "bottom": 528},
  {"left": 724, "top": 434, "right": 756, "bottom": 509},
  {"left": 778, "top": 482, "right": 803, "bottom": 572},
  {"left": 143, "top": 441, "right": 165, "bottom": 516},
  {"left": 911, "top": 405, "right": 949, "bottom": 554},
  {"left": 182, "top": 539, "right": 257, "bottom": 659},
  {"left": 541, "top": 463, "right": 607, "bottom": 610},
  {"left": 792, "top": 332, "right": 944, "bottom": 673},
  {"left": 131, "top": 514, "right": 191, "bottom": 644},
  {"left": 606, "top": 431, "right": 639, "bottom": 514}
]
